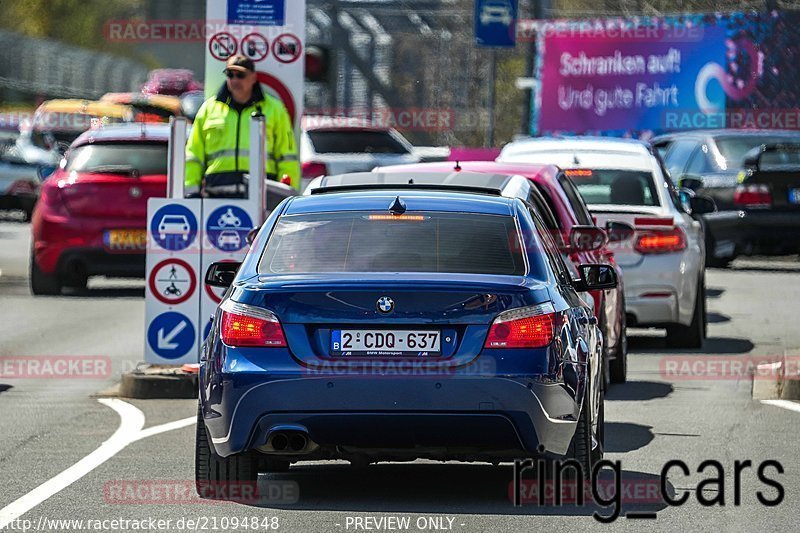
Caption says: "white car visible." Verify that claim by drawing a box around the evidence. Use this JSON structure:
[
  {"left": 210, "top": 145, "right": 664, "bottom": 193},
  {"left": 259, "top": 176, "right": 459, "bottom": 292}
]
[
  {"left": 480, "top": 0, "right": 514, "bottom": 25},
  {"left": 158, "top": 214, "right": 190, "bottom": 241},
  {"left": 299, "top": 116, "right": 420, "bottom": 192},
  {"left": 217, "top": 230, "right": 241, "bottom": 249},
  {"left": 499, "top": 137, "right": 709, "bottom": 348}
]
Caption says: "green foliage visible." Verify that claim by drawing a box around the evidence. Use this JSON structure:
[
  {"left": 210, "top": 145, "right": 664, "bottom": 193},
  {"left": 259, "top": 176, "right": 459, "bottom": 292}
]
[{"left": 0, "top": 0, "right": 144, "bottom": 53}]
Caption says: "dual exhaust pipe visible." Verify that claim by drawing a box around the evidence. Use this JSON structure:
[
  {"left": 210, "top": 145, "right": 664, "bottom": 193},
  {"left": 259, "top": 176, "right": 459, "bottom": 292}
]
[{"left": 265, "top": 430, "right": 309, "bottom": 453}]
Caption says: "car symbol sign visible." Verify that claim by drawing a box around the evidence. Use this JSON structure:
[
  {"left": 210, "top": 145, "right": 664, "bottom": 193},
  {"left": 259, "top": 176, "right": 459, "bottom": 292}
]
[{"left": 377, "top": 296, "right": 394, "bottom": 314}]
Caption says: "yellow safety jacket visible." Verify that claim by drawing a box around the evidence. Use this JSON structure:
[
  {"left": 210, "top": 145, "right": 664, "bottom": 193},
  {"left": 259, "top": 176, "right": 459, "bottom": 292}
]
[{"left": 185, "top": 83, "right": 300, "bottom": 190}]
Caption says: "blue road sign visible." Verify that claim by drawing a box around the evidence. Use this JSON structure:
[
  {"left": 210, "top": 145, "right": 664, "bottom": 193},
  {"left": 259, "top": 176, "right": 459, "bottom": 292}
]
[
  {"left": 227, "top": 0, "right": 285, "bottom": 26},
  {"left": 474, "top": 0, "right": 517, "bottom": 48},
  {"left": 150, "top": 204, "right": 198, "bottom": 251},
  {"left": 206, "top": 205, "right": 253, "bottom": 252},
  {"left": 147, "top": 311, "right": 196, "bottom": 360}
]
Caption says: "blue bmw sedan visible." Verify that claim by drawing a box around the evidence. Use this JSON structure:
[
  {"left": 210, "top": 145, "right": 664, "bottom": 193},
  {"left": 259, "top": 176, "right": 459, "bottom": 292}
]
[{"left": 196, "top": 180, "right": 616, "bottom": 492}]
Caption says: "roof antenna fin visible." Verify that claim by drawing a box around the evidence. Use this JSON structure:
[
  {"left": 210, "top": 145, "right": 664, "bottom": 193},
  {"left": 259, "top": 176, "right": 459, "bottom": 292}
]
[{"left": 388, "top": 196, "right": 407, "bottom": 215}]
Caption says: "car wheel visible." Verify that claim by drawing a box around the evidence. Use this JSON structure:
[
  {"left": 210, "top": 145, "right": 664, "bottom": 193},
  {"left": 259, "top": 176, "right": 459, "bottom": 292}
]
[
  {"left": 666, "top": 277, "right": 705, "bottom": 349},
  {"left": 22, "top": 207, "right": 33, "bottom": 223},
  {"left": 195, "top": 406, "right": 261, "bottom": 500},
  {"left": 609, "top": 306, "right": 627, "bottom": 384},
  {"left": 30, "top": 251, "right": 61, "bottom": 296},
  {"left": 567, "top": 381, "right": 601, "bottom": 479},
  {"left": 599, "top": 312, "right": 610, "bottom": 392}
]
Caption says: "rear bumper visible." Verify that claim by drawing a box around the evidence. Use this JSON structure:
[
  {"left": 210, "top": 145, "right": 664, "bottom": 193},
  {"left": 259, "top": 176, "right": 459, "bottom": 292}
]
[
  {"left": 620, "top": 251, "right": 699, "bottom": 327},
  {"left": 201, "top": 371, "right": 580, "bottom": 460},
  {"left": 0, "top": 192, "right": 36, "bottom": 211},
  {"left": 705, "top": 209, "right": 800, "bottom": 256},
  {"left": 738, "top": 209, "right": 800, "bottom": 254}
]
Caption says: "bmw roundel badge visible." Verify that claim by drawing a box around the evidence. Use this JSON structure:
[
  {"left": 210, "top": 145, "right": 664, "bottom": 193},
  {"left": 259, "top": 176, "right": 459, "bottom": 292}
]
[{"left": 377, "top": 296, "right": 394, "bottom": 314}]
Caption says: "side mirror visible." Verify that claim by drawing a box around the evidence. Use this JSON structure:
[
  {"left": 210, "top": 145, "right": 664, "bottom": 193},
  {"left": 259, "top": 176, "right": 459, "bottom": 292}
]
[
  {"left": 679, "top": 187, "right": 695, "bottom": 213},
  {"left": 205, "top": 261, "right": 241, "bottom": 288},
  {"left": 690, "top": 195, "right": 717, "bottom": 215},
  {"left": 605, "top": 221, "right": 635, "bottom": 243},
  {"left": 36, "top": 165, "right": 56, "bottom": 181},
  {"left": 568, "top": 225, "right": 608, "bottom": 252},
  {"left": 574, "top": 264, "right": 619, "bottom": 291},
  {"left": 679, "top": 175, "right": 703, "bottom": 191},
  {"left": 246, "top": 224, "right": 261, "bottom": 245}
]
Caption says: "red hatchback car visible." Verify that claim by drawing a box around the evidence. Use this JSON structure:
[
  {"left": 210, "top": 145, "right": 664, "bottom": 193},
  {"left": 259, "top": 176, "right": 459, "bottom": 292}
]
[
  {"left": 31, "top": 124, "right": 169, "bottom": 295},
  {"left": 376, "top": 161, "right": 630, "bottom": 385}
]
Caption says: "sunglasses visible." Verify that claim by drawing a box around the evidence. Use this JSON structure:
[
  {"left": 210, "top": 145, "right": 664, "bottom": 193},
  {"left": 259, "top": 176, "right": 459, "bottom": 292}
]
[{"left": 224, "top": 70, "right": 249, "bottom": 79}]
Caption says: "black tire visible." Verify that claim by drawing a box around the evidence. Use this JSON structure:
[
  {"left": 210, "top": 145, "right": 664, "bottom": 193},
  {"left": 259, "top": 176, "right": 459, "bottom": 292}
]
[
  {"left": 195, "top": 406, "right": 260, "bottom": 500},
  {"left": 30, "top": 252, "right": 61, "bottom": 296},
  {"left": 566, "top": 381, "right": 602, "bottom": 480},
  {"left": 22, "top": 207, "right": 33, "bottom": 223},
  {"left": 609, "top": 308, "right": 627, "bottom": 384},
  {"left": 666, "top": 277, "right": 706, "bottom": 349},
  {"left": 599, "top": 312, "right": 611, "bottom": 393}
]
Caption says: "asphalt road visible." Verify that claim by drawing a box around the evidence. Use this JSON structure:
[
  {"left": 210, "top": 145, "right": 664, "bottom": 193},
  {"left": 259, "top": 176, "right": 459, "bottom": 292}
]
[{"left": 0, "top": 218, "right": 798, "bottom": 533}]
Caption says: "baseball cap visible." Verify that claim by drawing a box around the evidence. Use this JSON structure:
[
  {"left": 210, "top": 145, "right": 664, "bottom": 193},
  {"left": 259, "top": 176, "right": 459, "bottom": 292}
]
[{"left": 224, "top": 54, "right": 255, "bottom": 73}]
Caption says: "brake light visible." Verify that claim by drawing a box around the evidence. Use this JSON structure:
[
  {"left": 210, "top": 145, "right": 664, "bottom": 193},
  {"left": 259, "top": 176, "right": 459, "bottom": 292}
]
[
  {"left": 219, "top": 300, "right": 287, "bottom": 347},
  {"left": 734, "top": 184, "right": 772, "bottom": 207},
  {"left": 635, "top": 227, "right": 686, "bottom": 254},
  {"left": 301, "top": 161, "right": 328, "bottom": 179},
  {"left": 484, "top": 303, "right": 556, "bottom": 349}
]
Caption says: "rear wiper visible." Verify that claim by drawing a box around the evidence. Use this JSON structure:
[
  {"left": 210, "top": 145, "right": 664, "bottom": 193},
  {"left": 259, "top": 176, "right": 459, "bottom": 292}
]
[{"left": 83, "top": 165, "right": 140, "bottom": 177}]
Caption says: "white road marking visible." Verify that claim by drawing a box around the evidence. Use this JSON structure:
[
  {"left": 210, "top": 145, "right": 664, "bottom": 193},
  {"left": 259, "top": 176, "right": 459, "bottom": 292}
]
[
  {"left": 0, "top": 399, "right": 194, "bottom": 528},
  {"left": 761, "top": 399, "right": 800, "bottom": 414},
  {"left": 134, "top": 415, "right": 195, "bottom": 441}
]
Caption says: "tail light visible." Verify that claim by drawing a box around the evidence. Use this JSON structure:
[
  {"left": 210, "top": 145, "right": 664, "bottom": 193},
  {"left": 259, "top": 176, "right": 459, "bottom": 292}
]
[
  {"left": 219, "top": 300, "right": 287, "bottom": 347},
  {"left": 484, "top": 303, "right": 556, "bottom": 349},
  {"left": 301, "top": 161, "right": 328, "bottom": 179},
  {"left": 734, "top": 184, "right": 772, "bottom": 207},
  {"left": 39, "top": 182, "right": 70, "bottom": 217},
  {"left": 634, "top": 227, "right": 686, "bottom": 254}
]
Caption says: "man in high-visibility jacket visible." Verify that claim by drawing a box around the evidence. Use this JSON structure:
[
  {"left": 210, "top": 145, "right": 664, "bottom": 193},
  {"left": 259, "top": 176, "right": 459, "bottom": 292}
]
[{"left": 185, "top": 55, "right": 300, "bottom": 196}]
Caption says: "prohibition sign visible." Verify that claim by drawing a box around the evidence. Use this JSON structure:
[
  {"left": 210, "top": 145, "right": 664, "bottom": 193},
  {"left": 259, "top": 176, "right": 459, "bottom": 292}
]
[
  {"left": 149, "top": 258, "right": 197, "bottom": 305},
  {"left": 242, "top": 32, "right": 269, "bottom": 62},
  {"left": 209, "top": 32, "right": 238, "bottom": 61},
  {"left": 272, "top": 33, "right": 302, "bottom": 64},
  {"left": 256, "top": 72, "right": 297, "bottom": 124}
]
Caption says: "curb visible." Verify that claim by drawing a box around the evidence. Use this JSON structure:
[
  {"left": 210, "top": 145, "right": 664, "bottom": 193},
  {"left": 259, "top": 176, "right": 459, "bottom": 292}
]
[
  {"left": 752, "top": 354, "right": 800, "bottom": 401},
  {"left": 118, "top": 365, "right": 198, "bottom": 399}
]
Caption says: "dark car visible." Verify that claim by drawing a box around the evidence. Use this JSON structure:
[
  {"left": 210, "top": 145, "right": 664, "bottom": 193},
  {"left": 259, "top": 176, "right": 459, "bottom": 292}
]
[
  {"left": 196, "top": 176, "right": 616, "bottom": 493},
  {"left": 652, "top": 129, "right": 800, "bottom": 265},
  {"left": 368, "top": 161, "right": 630, "bottom": 386}
]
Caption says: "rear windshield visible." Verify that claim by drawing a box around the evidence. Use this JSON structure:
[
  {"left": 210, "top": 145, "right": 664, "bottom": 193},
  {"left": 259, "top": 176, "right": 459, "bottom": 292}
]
[
  {"left": 258, "top": 211, "right": 526, "bottom": 275},
  {"left": 307, "top": 130, "right": 409, "bottom": 154},
  {"left": 716, "top": 136, "right": 800, "bottom": 169},
  {"left": 757, "top": 146, "right": 800, "bottom": 170},
  {"left": 66, "top": 142, "right": 168, "bottom": 175},
  {"left": 566, "top": 170, "right": 660, "bottom": 206}
]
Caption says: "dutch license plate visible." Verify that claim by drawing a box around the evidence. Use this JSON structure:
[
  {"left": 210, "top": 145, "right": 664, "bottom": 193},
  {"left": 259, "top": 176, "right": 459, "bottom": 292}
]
[
  {"left": 789, "top": 188, "right": 800, "bottom": 204},
  {"left": 104, "top": 229, "right": 147, "bottom": 251},
  {"left": 331, "top": 330, "right": 441, "bottom": 356}
]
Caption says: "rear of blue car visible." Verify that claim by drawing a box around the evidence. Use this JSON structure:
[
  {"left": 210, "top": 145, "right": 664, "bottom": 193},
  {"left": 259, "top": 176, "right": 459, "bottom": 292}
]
[{"left": 197, "top": 190, "right": 600, "bottom": 490}]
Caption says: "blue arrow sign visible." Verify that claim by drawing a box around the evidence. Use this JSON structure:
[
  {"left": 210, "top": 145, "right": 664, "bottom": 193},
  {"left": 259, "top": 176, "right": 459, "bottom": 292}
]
[
  {"left": 147, "top": 311, "right": 196, "bottom": 360},
  {"left": 475, "top": 0, "right": 518, "bottom": 48}
]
